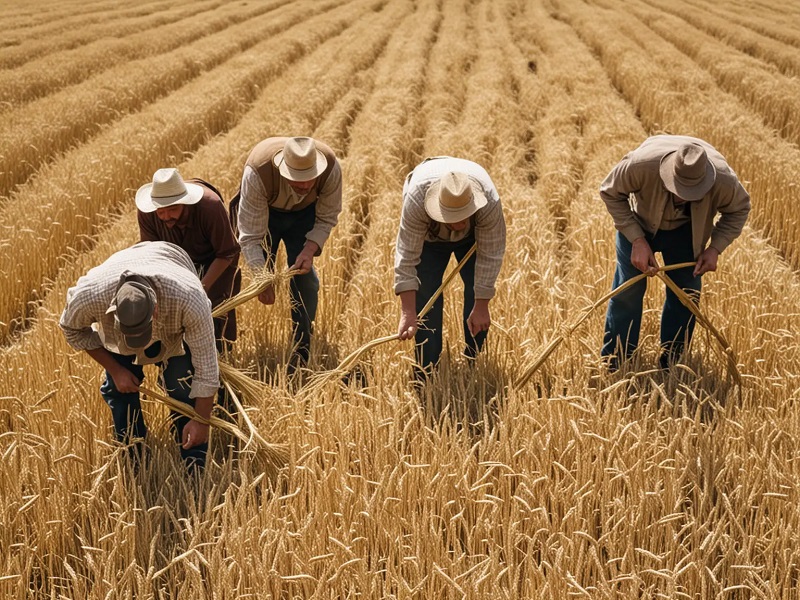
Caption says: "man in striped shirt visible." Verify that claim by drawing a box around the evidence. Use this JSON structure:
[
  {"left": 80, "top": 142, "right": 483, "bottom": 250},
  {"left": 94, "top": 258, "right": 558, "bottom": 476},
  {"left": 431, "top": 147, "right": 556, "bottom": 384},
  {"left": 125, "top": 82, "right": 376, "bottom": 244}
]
[
  {"left": 59, "top": 241, "right": 219, "bottom": 472},
  {"left": 395, "top": 157, "right": 506, "bottom": 379}
]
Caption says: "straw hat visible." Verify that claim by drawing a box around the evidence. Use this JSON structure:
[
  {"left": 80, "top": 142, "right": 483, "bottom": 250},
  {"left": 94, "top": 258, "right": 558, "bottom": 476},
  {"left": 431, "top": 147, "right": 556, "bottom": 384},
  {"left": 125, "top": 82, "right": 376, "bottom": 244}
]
[
  {"left": 424, "top": 172, "right": 487, "bottom": 223},
  {"left": 135, "top": 168, "right": 204, "bottom": 213},
  {"left": 273, "top": 137, "right": 328, "bottom": 182},
  {"left": 106, "top": 279, "right": 156, "bottom": 349},
  {"left": 659, "top": 142, "right": 716, "bottom": 201}
]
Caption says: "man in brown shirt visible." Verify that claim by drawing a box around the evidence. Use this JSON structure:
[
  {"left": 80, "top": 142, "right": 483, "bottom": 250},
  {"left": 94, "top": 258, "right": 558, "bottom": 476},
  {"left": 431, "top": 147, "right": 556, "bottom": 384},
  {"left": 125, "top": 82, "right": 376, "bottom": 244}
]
[
  {"left": 236, "top": 136, "right": 342, "bottom": 371},
  {"left": 137, "top": 168, "right": 241, "bottom": 348},
  {"left": 599, "top": 135, "right": 751, "bottom": 370}
]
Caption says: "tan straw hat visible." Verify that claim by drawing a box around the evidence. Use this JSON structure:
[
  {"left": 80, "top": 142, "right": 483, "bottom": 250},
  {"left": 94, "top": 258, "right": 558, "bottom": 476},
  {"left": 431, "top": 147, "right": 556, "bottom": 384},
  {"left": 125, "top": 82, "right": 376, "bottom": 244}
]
[
  {"left": 424, "top": 172, "right": 488, "bottom": 223},
  {"left": 273, "top": 137, "right": 328, "bottom": 182},
  {"left": 659, "top": 142, "right": 716, "bottom": 201},
  {"left": 135, "top": 168, "right": 204, "bottom": 213}
]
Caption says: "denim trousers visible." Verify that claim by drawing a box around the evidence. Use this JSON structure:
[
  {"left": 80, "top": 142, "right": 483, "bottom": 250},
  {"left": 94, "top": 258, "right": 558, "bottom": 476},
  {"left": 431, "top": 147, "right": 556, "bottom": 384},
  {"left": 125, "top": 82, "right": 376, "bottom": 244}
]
[
  {"left": 601, "top": 221, "right": 701, "bottom": 366},
  {"left": 264, "top": 202, "right": 319, "bottom": 363},
  {"left": 415, "top": 236, "right": 487, "bottom": 374},
  {"left": 99, "top": 342, "right": 208, "bottom": 468}
]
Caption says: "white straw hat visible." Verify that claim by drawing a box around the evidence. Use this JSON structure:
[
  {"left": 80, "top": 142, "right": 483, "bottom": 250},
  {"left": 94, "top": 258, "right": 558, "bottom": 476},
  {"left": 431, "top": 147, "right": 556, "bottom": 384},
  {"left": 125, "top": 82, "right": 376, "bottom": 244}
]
[
  {"left": 424, "top": 172, "right": 487, "bottom": 223},
  {"left": 135, "top": 168, "right": 204, "bottom": 213},
  {"left": 273, "top": 137, "right": 328, "bottom": 182}
]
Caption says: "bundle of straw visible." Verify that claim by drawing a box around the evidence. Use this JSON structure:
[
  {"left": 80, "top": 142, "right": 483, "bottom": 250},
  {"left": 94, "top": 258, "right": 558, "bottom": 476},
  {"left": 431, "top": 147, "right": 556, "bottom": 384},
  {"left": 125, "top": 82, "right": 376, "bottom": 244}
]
[
  {"left": 299, "top": 243, "right": 478, "bottom": 395},
  {"left": 140, "top": 385, "right": 289, "bottom": 473},
  {"left": 514, "top": 262, "right": 741, "bottom": 388},
  {"left": 212, "top": 267, "right": 301, "bottom": 317},
  {"left": 218, "top": 359, "right": 271, "bottom": 406}
]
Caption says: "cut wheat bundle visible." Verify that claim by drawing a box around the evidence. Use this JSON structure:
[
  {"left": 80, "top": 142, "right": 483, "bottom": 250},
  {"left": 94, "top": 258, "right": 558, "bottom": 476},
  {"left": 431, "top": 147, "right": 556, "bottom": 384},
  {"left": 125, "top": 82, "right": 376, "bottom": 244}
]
[
  {"left": 299, "top": 243, "right": 479, "bottom": 395},
  {"left": 514, "top": 261, "right": 740, "bottom": 388},
  {"left": 211, "top": 267, "right": 301, "bottom": 318},
  {"left": 218, "top": 359, "right": 271, "bottom": 405},
  {"left": 140, "top": 385, "right": 288, "bottom": 474}
]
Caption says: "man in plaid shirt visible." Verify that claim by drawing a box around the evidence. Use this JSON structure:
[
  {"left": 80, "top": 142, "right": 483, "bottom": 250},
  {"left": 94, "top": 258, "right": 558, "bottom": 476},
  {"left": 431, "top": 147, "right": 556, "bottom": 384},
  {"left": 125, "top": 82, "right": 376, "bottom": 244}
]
[
  {"left": 59, "top": 241, "right": 219, "bottom": 471},
  {"left": 395, "top": 157, "right": 506, "bottom": 379}
]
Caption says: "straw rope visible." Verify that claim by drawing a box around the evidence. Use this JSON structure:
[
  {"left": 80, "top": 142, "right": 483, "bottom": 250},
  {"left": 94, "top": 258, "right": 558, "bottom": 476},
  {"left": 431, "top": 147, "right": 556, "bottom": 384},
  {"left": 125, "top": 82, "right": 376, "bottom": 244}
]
[
  {"left": 514, "top": 262, "right": 740, "bottom": 388},
  {"left": 299, "top": 243, "right": 479, "bottom": 394}
]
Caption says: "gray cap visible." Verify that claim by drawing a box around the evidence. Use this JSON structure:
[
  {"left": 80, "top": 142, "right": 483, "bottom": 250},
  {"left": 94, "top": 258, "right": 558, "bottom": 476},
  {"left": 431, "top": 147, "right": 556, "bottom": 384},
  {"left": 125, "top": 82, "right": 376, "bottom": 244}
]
[{"left": 106, "top": 281, "right": 155, "bottom": 349}]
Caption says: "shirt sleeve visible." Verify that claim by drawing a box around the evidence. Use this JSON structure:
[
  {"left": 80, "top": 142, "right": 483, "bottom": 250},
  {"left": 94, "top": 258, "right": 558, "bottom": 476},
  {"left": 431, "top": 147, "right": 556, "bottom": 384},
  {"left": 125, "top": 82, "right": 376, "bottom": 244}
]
[
  {"left": 201, "top": 198, "right": 240, "bottom": 261},
  {"left": 599, "top": 157, "right": 647, "bottom": 243},
  {"left": 473, "top": 187, "right": 506, "bottom": 300},
  {"left": 394, "top": 187, "right": 429, "bottom": 295},
  {"left": 237, "top": 165, "right": 269, "bottom": 272},
  {"left": 137, "top": 211, "right": 160, "bottom": 243},
  {"left": 709, "top": 179, "right": 751, "bottom": 254},
  {"left": 305, "top": 161, "right": 343, "bottom": 252},
  {"left": 59, "top": 286, "right": 104, "bottom": 351},
  {"left": 179, "top": 292, "right": 220, "bottom": 399}
]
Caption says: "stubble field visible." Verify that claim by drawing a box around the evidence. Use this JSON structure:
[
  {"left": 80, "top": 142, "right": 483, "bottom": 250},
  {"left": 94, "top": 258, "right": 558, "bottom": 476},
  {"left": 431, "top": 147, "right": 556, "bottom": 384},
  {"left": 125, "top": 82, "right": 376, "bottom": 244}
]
[{"left": 2, "top": 0, "right": 800, "bottom": 597}]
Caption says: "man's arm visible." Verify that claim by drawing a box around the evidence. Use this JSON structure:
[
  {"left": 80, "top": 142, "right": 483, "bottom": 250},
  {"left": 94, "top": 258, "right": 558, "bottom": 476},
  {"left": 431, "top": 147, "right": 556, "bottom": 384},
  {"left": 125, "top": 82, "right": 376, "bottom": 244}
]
[
  {"left": 237, "top": 166, "right": 270, "bottom": 272},
  {"left": 304, "top": 162, "right": 343, "bottom": 254},
  {"left": 599, "top": 158, "right": 647, "bottom": 243},
  {"left": 86, "top": 347, "right": 141, "bottom": 393}
]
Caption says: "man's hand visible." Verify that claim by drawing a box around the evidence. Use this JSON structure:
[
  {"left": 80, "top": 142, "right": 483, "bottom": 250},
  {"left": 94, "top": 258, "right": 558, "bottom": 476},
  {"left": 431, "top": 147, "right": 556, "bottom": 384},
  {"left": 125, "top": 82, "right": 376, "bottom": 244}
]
[
  {"left": 182, "top": 419, "right": 210, "bottom": 449},
  {"left": 631, "top": 237, "right": 658, "bottom": 276},
  {"left": 258, "top": 284, "right": 276, "bottom": 305},
  {"left": 693, "top": 247, "right": 719, "bottom": 276},
  {"left": 291, "top": 241, "right": 320, "bottom": 274},
  {"left": 110, "top": 365, "right": 141, "bottom": 393},
  {"left": 398, "top": 310, "right": 418, "bottom": 340},
  {"left": 467, "top": 299, "right": 491, "bottom": 337}
]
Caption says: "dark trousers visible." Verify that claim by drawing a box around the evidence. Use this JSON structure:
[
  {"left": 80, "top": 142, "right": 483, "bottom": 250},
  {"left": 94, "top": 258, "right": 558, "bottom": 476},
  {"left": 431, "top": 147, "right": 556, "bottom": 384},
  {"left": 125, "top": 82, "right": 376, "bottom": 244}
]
[
  {"left": 415, "top": 236, "right": 487, "bottom": 374},
  {"left": 99, "top": 343, "right": 208, "bottom": 469},
  {"left": 601, "top": 222, "right": 702, "bottom": 367},
  {"left": 264, "top": 203, "right": 319, "bottom": 363}
]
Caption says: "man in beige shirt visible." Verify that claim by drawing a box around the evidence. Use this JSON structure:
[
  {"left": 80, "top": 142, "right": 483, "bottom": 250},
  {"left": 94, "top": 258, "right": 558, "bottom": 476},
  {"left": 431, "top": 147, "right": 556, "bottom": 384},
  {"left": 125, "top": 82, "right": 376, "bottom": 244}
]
[
  {"left": 599, "top": 135, "right": 750, "bottom": 370},
  {"left": 236, "top": 136, "right": 342, "bottom": 371}
]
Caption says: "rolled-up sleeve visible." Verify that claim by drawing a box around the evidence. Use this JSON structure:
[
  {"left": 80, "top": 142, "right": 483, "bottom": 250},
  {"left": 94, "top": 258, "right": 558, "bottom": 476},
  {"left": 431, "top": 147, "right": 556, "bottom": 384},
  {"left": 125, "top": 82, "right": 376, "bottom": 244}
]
[
  {"left": 599, "top": 158, "right": 647, "bottom": 243},
  {"left": 473, "top": 186, "right": 506, "bottom": 300},
  {"left": 180, "top": 295, "right": 220, "bottom": 399},
  {"left": 59, "top": 287, "right": 103, "bottom": 351},
  {"left": 237, "top": 166, "right": 269, "bottom": 272},
  {"left": 306, "top": 162, "right": 342, "bottom": 252},
  {"left": 394, "top": 189, "right": 429, "bottom": 295},
  {"left": 709, "top": 180, "right": 751, "bottom": 254}
]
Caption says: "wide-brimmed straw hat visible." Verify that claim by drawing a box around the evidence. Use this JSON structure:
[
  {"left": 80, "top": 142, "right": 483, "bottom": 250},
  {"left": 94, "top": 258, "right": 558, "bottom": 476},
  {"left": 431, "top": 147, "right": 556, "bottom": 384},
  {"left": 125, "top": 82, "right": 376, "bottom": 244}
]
[
  {"left": 273, "top": 137, "right": 328, "bottom": 182},
  {"left": 135, "top": 168, "right": 204, "bottom": 213},
  {"left": 424, "top": 172, "right": 487, "bottom": 223},
  {"left": 106, "top": 278, "right": 156, "bottom": 349},
  {"left": 659, "top": 142, "right": 716, "bottom": 201}
]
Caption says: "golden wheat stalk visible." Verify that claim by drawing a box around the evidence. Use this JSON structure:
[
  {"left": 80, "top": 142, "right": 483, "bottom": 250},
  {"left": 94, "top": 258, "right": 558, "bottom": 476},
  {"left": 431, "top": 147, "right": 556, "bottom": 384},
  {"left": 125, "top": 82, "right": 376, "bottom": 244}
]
[
  {"left": 211, "top": 267, "right": 301, "bottom": 317},
  {"left": 218, "top": 359, "right": 271, "bottom": 405},
  {"left": 139, "top": 385, "right": 288, "bottom": 472},
  {"left": 300, "top": 243, "right": 478, "bottom": 393},
  {"left": 656, "top": 271, "right": 741, "bottom": 386},
  {"left": 515, "top": 262, "right": 707, "bottom": 388}
]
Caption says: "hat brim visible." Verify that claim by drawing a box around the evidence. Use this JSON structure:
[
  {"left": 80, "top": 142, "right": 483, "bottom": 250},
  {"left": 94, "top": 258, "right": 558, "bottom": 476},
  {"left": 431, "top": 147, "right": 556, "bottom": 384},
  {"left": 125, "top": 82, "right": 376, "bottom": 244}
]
[
  {"left": 424, "top": 179, "right": 488, "bottom": 223},
  {"left": 273, "top": 149, "right": 328, "bottom": 182},
  {"left": 135, "top": 181, "right": 204, "bottom": 213},
  {"left": 121, "top": 327, "right": 153, "bottom": 349},
  {"left": 659, "top": 151, "right": 716, "bottom": 202}
]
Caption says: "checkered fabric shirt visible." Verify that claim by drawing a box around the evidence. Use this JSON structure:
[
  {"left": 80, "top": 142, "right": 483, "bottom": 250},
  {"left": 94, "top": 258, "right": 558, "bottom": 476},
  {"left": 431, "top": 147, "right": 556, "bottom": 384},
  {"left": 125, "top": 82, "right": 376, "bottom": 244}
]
[
  {"left": 59, "top": 241, "right": 219, "bottom": 398},
  {"left": 394, "top": 157, "right": 506, "bottom": 299}
]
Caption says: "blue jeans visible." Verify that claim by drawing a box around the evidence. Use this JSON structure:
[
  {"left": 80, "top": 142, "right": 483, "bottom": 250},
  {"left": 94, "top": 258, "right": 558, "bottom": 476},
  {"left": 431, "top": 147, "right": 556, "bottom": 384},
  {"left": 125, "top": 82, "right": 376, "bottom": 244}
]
[
  {"left": 602, "top": 222, "right": 701, "bottom": 367},
  {"left": 264, "top": 202, "right": 319, "bottom": 363},
  {"left": 415, "top": 236, "right": 487, "bottom": 375},
  {"left": 99, "top": 342, "right": 208, "bottom": 469}
]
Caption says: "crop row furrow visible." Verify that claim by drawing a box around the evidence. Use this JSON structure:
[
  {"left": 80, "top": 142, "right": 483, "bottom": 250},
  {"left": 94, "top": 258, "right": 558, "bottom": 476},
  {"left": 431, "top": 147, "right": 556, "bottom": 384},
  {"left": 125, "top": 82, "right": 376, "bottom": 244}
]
[
  {"left": 0, "top": 0, "right": 212, "bottom": 68},
  {"left": 0, "top": 0, "right": 287, "bottom": 110},
  {"left": 0, "top": 0, "right": 300, "bottom": 199}
]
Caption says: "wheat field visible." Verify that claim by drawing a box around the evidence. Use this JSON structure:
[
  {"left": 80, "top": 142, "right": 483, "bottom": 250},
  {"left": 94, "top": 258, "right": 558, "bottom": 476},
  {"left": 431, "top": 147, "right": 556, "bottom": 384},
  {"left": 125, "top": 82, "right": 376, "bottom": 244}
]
[{"left": 1, "top": 0, "right": 800, "bottom": 597}]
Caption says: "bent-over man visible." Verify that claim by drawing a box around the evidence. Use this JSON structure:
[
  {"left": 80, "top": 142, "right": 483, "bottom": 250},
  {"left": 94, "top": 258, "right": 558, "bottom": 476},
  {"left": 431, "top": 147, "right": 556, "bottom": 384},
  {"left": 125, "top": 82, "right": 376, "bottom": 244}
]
[
  {"left": 236, "top": 136, "right": 342, "bottom": 371},
  {"left": 600, "top": 134, "right": 750, "bottom": 370},
  {"left": 395, "top": 157, "right": 506, "bottom": 379},
  {"left": 59, "top": 241, "right": 219, "bottom": 472}
]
